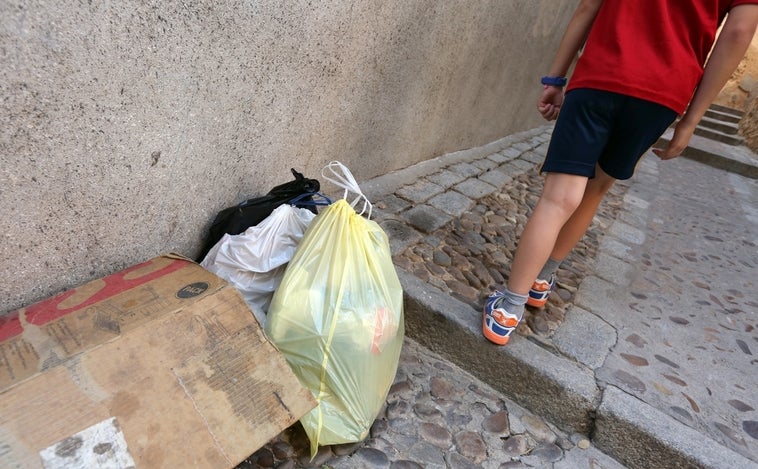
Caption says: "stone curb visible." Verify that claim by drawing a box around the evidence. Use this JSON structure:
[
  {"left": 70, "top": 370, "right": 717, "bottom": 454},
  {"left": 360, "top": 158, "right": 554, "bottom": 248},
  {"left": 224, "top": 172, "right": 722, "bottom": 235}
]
[
  {"left": 362, "top": 125, "right": 756, "bottom": 468},
  {"left": 398, "top": 269, "right": 600, "bottom": 435},
  {"left": 595, "top": 387, "right": 758, "bottom": 469},
  {"left": 401, "top": 266, "right": 758, "bottom": 469}
]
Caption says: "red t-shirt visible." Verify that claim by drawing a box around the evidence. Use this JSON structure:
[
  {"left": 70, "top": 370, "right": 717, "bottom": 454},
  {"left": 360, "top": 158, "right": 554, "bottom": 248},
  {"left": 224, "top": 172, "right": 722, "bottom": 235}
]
[{"left": 567, "top": 0, "right": 758, "bottom": 114}]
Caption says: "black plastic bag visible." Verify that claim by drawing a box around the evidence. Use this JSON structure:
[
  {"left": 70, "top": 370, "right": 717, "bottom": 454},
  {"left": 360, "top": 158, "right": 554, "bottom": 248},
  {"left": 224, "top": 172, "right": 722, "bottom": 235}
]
[{"left": 197, "top": 168, "right": 323, "bottom": 261}]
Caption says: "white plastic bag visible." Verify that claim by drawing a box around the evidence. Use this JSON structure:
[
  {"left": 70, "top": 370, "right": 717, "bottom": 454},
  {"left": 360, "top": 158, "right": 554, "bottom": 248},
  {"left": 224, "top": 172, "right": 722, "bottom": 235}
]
[{"left": 200, "top": 204, "right": 316, "bottom": 325}]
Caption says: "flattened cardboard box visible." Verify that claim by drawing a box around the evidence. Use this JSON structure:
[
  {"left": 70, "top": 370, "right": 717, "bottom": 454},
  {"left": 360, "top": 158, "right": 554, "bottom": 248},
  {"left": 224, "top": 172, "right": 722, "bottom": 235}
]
[{"left": 0, "top": 254, "right": 316, "bottom": 468}]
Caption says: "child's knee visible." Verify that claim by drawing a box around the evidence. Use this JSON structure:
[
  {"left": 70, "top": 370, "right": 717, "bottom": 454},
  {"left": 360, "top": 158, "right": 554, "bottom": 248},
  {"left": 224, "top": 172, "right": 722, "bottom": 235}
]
[{"left": 541, "top": 187, "right": 585, "bottom": 214}]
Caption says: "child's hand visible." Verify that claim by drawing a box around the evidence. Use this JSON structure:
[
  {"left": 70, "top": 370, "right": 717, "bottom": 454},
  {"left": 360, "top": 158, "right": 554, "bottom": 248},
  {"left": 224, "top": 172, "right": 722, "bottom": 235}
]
[
  {"left": 652, "top": 118, "right": 696, "bottom": 160},
  {"left": 537, "top": 86, "right": 565, "bottom": 121}
]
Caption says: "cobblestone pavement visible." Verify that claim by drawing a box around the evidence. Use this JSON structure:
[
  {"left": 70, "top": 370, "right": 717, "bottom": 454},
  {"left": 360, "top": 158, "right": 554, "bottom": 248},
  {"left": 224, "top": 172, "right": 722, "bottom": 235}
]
[
  {"left": 383, "top": 128, "right": 758, "bottom": 463},
  {"left": 239, "top": 339, "right": 627, "bottom": 469},
  {"left": 391, "top": 165, "right": 629, "bottom": 341},
  {"left": 588, "top": 156, "right": 758, "bottom": 460},
  {"left": 237, "top": 127, "right": 629, "bottom": 469},
  {"left": 239, "top": 125, "right": 758, "bottom": 468}
]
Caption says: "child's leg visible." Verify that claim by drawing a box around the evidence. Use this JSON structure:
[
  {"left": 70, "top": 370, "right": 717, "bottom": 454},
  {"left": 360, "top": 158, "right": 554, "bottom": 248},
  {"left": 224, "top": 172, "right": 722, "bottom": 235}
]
[
  {"left": 550, "top": 165, "right": 616, "bottom": 261},
  {"left": 506, "top": 171, "right": 588, "bottom": 296},
  {"left": 484, "top": 91, "right": 675, "bottom": 345},
  {"left": 525, "top": 166, "right": 615, "bottom": 310}
]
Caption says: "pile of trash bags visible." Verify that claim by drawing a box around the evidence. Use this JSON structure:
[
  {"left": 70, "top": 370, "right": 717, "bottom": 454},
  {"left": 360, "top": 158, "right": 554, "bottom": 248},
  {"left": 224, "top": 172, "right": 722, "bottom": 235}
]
[{"left": 199, "top": 161, "right": 404, "bottom": 457}]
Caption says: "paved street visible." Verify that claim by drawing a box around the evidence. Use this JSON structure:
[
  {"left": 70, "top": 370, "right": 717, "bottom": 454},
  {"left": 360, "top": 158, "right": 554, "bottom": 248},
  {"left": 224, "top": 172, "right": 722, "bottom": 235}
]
[
  {"left": 243, "top": 125, "right": 758, "bottom": 468},
  {"left": 243, "top": 338, "right": 628, "bottom": 469},
  {"left": 588, "top": 155, "right": 758, "bottom": 462}
]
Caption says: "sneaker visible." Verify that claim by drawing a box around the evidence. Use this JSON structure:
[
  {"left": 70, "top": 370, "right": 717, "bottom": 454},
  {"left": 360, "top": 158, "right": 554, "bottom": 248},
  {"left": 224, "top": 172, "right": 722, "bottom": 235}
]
[
  {"left": 527, "top": 275, "right": 556, "bottom": 308},
  {"left": 482, "top": 291, "right": 522, "bottom": 345}
]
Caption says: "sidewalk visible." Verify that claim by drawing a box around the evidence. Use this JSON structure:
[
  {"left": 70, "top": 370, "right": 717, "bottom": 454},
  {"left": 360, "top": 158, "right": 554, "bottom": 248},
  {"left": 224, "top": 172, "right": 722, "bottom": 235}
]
[{"left": 361, "top": 127, "right": 758, "bottom": 468}]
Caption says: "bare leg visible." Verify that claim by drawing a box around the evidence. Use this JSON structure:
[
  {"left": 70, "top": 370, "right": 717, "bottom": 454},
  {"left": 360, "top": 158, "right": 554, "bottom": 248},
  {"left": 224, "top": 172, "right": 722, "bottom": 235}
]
[
  {"left": 551, "top": 165, "right": 617, "bottom": 260},
  {"left": 506, "top": 172, "right": 588, "bottom": 295}
]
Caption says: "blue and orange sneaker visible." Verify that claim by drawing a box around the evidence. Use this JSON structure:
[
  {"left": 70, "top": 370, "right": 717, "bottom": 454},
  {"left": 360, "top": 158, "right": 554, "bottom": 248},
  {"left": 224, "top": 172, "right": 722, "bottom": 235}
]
[
  {"left": 527, "top": 275, "right": 555, "bottom": 308},
  {"left": 482, "top": 291, "right": 522, "bottom": 345}
]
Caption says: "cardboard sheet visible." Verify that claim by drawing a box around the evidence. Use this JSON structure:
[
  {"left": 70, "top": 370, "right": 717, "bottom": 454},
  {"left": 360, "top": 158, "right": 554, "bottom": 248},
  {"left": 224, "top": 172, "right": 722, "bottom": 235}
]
[{"left": 0, "top": 254, "right": 315, "bottom": 468}]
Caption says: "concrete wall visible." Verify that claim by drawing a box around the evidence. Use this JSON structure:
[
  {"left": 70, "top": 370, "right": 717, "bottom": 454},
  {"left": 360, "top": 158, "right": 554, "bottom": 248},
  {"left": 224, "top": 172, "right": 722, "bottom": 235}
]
[{"left": 0, "top": 0, "right": 577, "bottom": 315}]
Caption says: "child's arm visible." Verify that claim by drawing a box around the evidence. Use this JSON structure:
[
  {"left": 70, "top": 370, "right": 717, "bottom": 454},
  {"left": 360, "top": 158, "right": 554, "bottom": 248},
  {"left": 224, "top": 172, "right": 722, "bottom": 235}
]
[
  {"left": 538, "top": 0, "right": 604, "bottom": 120},
  {"left": 653, "top": 4, "right": 758, "bottom": 160}
]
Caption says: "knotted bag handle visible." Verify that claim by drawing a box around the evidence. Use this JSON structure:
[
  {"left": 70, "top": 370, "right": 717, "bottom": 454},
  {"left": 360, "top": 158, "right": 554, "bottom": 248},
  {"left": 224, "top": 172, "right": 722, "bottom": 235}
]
[{"left": 321, "top": 161, "right": 373, "bottom": 219}]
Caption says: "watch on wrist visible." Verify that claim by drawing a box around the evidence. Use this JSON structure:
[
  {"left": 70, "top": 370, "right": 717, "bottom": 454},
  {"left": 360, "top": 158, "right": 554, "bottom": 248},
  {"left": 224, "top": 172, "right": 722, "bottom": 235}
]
[{"left": 541, "top": 76, "right": 568, "bottom": 87}]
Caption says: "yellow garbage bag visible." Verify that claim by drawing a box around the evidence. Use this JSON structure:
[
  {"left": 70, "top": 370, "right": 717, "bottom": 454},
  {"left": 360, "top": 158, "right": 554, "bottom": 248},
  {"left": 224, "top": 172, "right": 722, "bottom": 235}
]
[{"left": 265, "top": 162, "right": 404, "bottom": 457}]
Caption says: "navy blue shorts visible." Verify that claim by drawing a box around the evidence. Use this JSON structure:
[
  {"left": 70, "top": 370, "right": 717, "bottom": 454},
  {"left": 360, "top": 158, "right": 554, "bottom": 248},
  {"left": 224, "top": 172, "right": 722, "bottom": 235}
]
[{"left": 541, "top": 89, "right": 678, "bottom": 180}]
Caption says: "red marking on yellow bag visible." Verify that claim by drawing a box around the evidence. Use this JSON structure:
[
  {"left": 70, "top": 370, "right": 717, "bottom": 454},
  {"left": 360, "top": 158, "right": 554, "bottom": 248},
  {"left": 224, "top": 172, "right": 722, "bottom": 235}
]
[
  {"left": 371, "top": 308, "right": 397, "bottom": 355},
  {"left": 372, "top": 307, "right": 389, "bottom": 355}
]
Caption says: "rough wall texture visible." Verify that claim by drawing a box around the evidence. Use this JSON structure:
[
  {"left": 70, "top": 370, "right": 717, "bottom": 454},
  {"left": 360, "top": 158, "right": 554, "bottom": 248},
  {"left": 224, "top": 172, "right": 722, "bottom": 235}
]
[
  {"left": 0, "top": 1, "right": 577, "bottom": 314},
  {"left": 741, "top": 94, "right": 758, "bottom": 152},
  {"left": 714, "top": 31, "right": 758, "bottom": 152},
  {"left": 714, "top": 31, "right": 758, "bottom": 111}
]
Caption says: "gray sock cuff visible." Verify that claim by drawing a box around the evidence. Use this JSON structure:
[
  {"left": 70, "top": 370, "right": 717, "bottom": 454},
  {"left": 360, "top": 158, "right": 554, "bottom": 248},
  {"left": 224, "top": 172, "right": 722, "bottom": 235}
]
[
  {"left": 538, "top": 257, "right": 562, "bottom": 280},
  {"left": 502, "top": 288, "right": 528, "bottom": 306}
]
